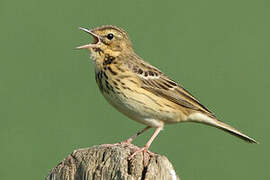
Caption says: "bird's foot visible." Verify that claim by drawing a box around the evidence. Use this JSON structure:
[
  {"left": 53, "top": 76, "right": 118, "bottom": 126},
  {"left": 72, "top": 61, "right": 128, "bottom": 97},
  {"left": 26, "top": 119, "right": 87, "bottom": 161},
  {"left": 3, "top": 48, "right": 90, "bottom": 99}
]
[
  {"left": 128, "top": 146, "right": 155, "bottom": 166},
  {"left": 101, "top": 138, "right": 133, "bottom": 147},
  {"left": 119, "top": 137, "right": 133, "bottom": 145}
]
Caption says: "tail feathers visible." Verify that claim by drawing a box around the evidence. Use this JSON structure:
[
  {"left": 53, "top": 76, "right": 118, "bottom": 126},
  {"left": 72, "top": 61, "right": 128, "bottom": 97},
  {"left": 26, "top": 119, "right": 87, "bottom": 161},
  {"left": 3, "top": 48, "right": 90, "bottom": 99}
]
[
  {"left": 213, "top": 120, "right": 258, "bottom": 144},
  {"left": 188, "top": 113, "right": 258, "bottom": 144}
]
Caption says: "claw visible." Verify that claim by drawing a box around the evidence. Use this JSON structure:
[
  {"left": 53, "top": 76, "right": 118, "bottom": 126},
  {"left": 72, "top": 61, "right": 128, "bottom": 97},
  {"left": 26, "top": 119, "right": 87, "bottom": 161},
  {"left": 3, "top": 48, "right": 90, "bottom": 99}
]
[{"left": 128, "top": 146, "right": 155, "bottom": 166}]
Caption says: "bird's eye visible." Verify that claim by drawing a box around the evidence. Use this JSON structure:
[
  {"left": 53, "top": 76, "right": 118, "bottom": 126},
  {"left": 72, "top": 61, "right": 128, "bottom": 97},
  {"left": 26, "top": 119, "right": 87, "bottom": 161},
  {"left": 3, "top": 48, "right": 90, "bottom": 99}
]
[{"left": 107, "top": 33, "right": 114, "bottom": 40}]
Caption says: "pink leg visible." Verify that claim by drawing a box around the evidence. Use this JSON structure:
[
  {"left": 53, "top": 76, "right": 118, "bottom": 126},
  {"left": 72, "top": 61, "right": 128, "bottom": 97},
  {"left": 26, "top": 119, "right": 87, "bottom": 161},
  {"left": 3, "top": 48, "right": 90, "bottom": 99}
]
[
  {"left": 122, "top": 126, "right": 151, "bottom": 144},
  {"left": 129, "top": 122, "right": 164, "bottom": 165},
  {"left": 102, "top": 126, "right": 151, "bottom": 148},
  {"left": 144, "top": 126, "right": 163, "bottom": 149}
]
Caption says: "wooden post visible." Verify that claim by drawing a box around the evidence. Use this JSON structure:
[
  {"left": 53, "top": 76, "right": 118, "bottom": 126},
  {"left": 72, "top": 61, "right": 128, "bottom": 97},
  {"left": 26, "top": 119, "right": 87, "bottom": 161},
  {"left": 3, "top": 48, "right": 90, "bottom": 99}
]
[{"left": 46, "top": 144, "right": 180, "bottom": 180}]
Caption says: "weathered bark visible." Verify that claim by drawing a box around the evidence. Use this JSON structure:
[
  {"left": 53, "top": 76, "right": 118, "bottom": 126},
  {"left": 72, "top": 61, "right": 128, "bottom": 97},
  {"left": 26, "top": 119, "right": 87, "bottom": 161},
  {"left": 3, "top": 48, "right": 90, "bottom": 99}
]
[{"left": 46, "top": 144, "right": 179, "bottom": 180}]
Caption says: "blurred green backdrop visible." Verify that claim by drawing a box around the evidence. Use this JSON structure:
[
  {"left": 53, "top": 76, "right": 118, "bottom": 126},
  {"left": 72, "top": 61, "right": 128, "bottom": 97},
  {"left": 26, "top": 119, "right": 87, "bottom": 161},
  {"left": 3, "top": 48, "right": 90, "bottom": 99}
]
[{"left": 1, "top": 0, "right": 269, "bottom": 179}]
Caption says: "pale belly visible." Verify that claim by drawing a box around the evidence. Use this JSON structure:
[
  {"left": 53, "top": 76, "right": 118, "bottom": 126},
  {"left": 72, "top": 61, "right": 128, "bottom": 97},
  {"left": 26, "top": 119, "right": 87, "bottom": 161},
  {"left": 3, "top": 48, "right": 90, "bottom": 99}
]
[
  {"left": 100, "top": 87, "right": 184, "bottom": 127},
  {"left": 94, "top": 66, "right": 186, "bottom": 127}
]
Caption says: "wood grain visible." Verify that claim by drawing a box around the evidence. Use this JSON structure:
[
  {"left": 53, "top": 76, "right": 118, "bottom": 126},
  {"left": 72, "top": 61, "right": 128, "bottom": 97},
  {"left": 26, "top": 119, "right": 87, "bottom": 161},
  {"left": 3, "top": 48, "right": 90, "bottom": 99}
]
[{"left": 46, "top": 144, "right": 179, "bottom": 180}]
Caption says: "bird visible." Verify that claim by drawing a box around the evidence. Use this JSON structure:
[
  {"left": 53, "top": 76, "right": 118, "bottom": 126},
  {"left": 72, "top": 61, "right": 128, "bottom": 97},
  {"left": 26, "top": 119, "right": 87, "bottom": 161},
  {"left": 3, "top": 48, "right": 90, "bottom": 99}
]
[{"left": 76, "top": 25, "right": 257, "bottom": 160}]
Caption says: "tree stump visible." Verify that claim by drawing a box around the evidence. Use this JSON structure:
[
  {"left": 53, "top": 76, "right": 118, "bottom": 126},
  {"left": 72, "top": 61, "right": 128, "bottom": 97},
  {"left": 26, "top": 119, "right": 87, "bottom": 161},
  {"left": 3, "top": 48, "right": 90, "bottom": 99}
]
[{"left": 46, "top": 144, "right": 179, "bottom": 180}]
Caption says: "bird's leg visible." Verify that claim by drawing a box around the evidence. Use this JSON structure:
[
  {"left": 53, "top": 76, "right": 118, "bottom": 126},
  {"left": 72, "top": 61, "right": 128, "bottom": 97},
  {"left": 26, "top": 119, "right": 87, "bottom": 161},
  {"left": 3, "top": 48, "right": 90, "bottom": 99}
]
[
  {"left": 129, "top": 123, "right": 164, "bottom": 166},
  {"left": 121, "top": 126, "right": 151, "bottom": 144},
  {"left": 103, "top": 126, "right": 151, "bottom": 148}
]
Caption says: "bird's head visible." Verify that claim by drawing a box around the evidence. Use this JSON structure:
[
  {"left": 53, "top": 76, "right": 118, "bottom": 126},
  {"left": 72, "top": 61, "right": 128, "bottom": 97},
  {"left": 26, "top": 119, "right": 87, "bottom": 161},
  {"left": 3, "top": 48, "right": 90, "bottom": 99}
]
[{"left": 77, "top": 25, "right": 133, "bottom": 57}]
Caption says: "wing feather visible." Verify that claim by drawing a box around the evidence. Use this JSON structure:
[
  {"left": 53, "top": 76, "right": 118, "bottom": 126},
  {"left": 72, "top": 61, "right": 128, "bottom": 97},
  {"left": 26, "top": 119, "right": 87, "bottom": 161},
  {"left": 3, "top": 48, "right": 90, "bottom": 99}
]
[
  {"left": 141, "top": 76, "right": 215, "bottom": 117},
  {"left": 125, "top": 55, "right": 215, "bottom": 117}
]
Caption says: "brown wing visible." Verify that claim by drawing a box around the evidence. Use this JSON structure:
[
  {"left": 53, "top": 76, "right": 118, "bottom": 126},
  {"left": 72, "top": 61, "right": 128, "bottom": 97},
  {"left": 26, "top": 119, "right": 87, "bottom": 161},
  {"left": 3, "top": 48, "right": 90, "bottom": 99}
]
[
  {"left": 126, "top": 54, "right": 215, "bottom": 117},
  {"left": 141, "top": 74, "right": 215, "bottom": 115}
]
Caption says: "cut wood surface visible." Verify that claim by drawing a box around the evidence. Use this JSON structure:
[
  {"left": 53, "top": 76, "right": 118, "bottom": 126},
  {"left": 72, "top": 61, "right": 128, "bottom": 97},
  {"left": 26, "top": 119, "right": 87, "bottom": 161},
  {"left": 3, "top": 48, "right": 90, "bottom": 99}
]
[{"left": 46, "top": 144, "right": 179, "bottom": 180}]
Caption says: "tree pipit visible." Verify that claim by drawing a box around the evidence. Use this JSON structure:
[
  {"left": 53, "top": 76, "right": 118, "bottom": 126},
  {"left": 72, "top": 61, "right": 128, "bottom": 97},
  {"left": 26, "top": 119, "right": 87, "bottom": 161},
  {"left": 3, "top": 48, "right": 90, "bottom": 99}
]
[{"left": 77, "top": 25, "right": 257, "bottom": 163}]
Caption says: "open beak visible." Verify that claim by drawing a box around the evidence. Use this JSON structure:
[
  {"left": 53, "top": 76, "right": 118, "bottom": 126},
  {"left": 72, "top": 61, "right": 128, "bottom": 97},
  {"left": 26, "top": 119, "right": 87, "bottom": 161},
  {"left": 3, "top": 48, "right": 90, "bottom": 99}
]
[{"left": 76, "top": 27, "right": 99, "bottom": 49}]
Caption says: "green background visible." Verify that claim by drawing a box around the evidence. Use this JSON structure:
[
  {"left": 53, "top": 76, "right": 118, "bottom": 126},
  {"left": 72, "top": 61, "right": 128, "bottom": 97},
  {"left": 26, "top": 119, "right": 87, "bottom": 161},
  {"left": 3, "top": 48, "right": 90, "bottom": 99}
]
[{"left": 1, "top": 0, "right": 269, "bottom": 179}]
